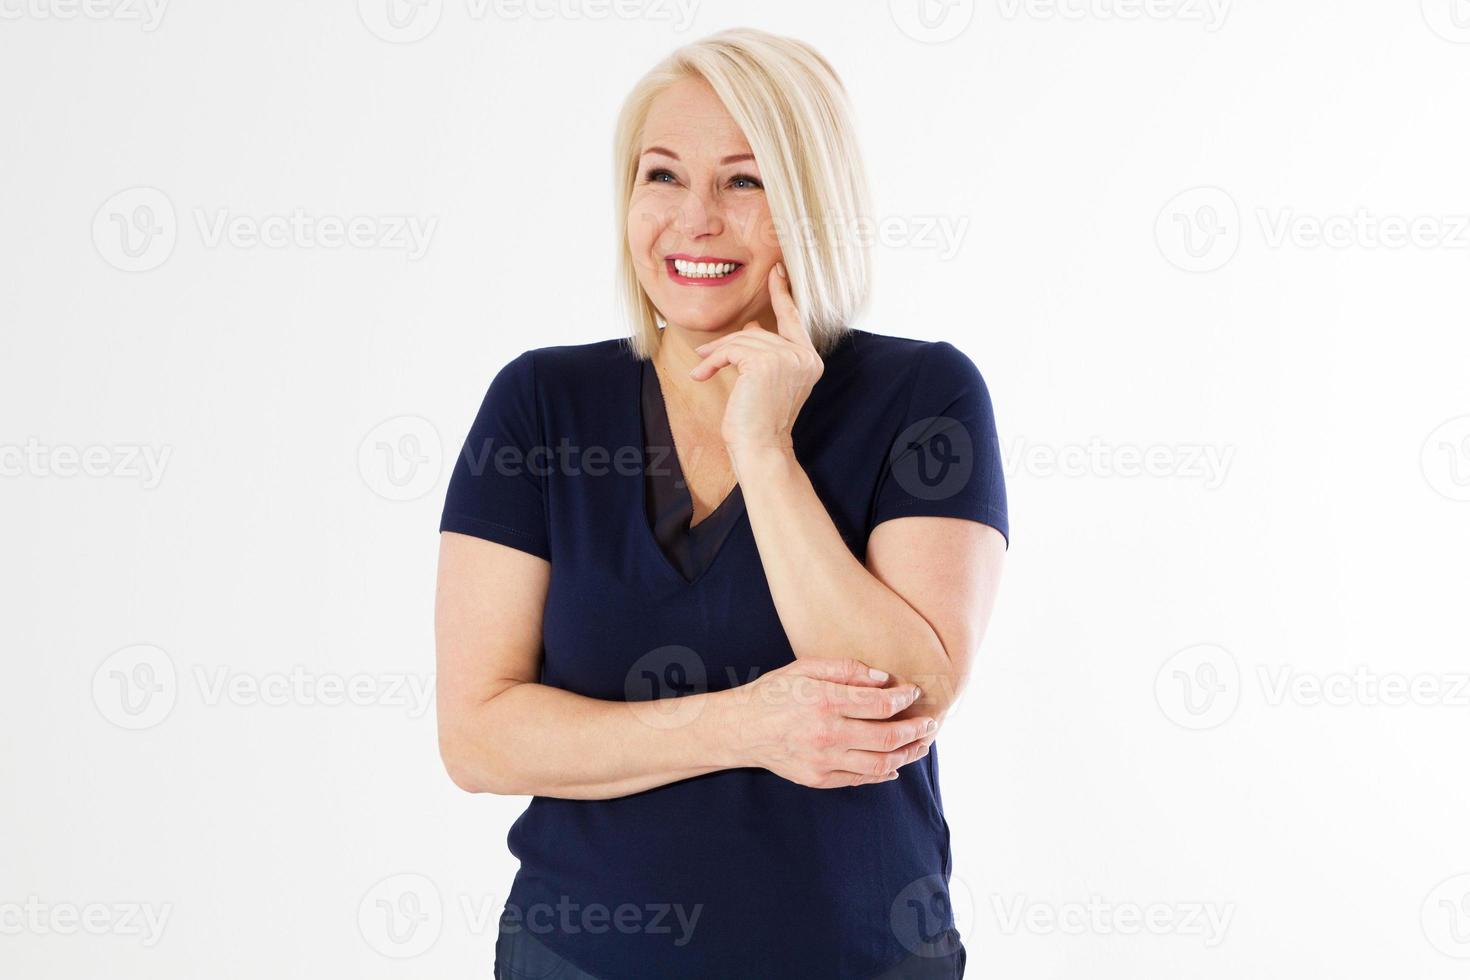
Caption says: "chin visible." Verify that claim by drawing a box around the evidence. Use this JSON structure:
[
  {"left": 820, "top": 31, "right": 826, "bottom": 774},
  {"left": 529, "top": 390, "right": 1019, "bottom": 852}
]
[{"left": 661, "top": 306, "right": 742, "bottom": 334}]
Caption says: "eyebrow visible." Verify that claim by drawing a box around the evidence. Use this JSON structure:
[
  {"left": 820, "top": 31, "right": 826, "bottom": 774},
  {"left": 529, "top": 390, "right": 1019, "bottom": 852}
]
[{"left": 641, "top": 146, "right": 756, "bottom": 165}]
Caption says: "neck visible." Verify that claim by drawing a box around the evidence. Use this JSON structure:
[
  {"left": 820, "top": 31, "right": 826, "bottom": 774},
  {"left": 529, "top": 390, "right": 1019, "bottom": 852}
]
[{"left": 653, "top": 322, "right": 745, "bottom": 408}]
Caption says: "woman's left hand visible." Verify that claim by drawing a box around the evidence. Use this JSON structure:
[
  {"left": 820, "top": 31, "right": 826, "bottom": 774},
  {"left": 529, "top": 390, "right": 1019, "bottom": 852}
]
[{"left": 690, "top": 263, "right": 824, "bottom": 468}]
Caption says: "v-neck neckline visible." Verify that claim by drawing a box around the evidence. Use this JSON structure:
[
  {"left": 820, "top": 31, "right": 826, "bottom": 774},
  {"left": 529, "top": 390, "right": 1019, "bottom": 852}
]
[{"left": 637, "top": 355, "right": 748, "bottom": 586}]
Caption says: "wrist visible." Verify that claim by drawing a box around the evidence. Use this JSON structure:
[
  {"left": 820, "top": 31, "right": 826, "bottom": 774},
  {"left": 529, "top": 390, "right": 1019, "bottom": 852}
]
[
  {"left": 730, "top": 443, "right": 797, "bottom": 483},
  {"left": 700, "top": 688, "right": 749, "bottom": 769}
]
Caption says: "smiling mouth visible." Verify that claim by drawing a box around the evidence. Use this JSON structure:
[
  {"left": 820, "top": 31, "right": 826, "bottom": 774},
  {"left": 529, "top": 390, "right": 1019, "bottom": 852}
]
[{"left": 665, "top": 256, "right": 745, "bottom": 284}]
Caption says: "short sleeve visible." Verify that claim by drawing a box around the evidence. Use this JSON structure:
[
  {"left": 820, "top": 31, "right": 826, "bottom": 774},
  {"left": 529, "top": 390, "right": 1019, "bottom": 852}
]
[
  {"left": 870, "top": 340, "right": 1009, "bottom": 547},
  {"left": 438, "top": 351, "right": 551, "bottom": 560}
]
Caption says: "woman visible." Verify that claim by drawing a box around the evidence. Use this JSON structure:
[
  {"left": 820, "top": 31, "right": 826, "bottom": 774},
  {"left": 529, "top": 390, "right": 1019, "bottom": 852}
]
[{"left": 435, "top": 28, "right": 1008, "bottom": 980}]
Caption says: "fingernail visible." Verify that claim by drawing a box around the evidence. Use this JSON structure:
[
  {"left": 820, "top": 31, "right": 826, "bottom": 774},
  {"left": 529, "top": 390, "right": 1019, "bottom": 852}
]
[
  {"left": 925, "top": 719, "right": 937, "bottom": 733},
  {"left": 776, "top": 262, "right": 787, "bottom": 278},
  {"left": 886, "top": 771, "right": 899, "bottom": 780},
  {"left": 868, "top": 667, "right": 888, "bottom": 682},
  {"left": 911, "top": 686, "right": 922, "bottom": 703}
]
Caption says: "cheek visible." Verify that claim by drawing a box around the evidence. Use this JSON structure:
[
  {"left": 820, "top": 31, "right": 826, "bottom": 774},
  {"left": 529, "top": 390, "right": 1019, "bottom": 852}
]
[
  {"left": 626, "top": 191, "right": 677, "bottom": 255},
  {"left": 731, "top": 200, "right": 780, "bottom": 255}
]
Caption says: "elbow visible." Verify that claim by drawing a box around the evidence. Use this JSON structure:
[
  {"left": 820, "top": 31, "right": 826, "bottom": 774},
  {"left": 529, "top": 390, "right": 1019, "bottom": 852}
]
[
  {"left": 914, "top": 646, "right": 971, "bottom": 725},
  {"left": 914, "top": 679, "right": 961, "bottom": 728},
  {"left": 439, "top": 736, "right": 487, "bottom": 794},
  {"left": 438, "top": 727, "right": 522, "bottom": 796},
  {"left": 437, "top": 683, "right": 532, "bottom": 795},
  {"left": 440, "top": 751, "right": 487, "bottom": 795}
]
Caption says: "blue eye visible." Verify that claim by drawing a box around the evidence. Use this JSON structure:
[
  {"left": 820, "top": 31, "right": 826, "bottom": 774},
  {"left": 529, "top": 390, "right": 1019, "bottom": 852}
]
[{"left": 640, "top": 168, "right": 764, "bottom": 190}]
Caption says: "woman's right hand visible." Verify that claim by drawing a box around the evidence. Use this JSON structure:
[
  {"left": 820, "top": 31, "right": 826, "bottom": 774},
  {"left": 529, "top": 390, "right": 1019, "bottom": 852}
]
[{"left": 719, "top": 657, "right": 937, "bottom": 789}]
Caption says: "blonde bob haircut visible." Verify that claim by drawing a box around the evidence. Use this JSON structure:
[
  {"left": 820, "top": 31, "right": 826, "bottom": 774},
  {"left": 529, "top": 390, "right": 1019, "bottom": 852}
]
[{"left": 613, "top": 28, "right": 874, "bottom": 360}]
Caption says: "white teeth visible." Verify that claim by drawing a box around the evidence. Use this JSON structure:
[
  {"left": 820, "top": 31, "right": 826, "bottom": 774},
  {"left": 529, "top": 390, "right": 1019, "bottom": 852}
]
[{"left": 672, "top": 259, "right": 738, "bottom": 278}]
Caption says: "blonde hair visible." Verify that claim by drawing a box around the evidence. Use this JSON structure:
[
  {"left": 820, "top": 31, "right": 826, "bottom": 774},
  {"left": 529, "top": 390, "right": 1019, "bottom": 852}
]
[{"left": 613, "top": 28, "right": 874, "bottom": 360}]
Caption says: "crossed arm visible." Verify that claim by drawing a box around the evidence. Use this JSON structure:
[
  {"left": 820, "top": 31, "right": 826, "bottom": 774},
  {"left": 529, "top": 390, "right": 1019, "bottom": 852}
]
[
  {"left": 435, "top": 455, "right": 1005, "bottom": 800},
  {"left": 437, "top": 540, "right": 732, "bottom": 799},
  {"left": 736, "top": 446, "right": 1006, "bottom": 721}
]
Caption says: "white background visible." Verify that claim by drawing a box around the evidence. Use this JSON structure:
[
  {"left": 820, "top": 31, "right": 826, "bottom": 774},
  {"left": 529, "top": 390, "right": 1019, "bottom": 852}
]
[{"left": 4, "top": 1, "right": 1470, "bottom": 977}]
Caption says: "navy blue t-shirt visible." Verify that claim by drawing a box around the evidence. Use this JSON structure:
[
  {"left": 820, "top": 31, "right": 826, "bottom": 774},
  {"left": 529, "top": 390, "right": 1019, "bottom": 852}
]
[{"left": 439, "top": 327, "right": 1008, "bottom": 979}]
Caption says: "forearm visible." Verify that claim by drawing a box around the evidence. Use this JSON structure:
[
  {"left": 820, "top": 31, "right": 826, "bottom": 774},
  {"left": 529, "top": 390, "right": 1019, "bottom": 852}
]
[
  {"left": 441, "top": 681, "right": 743, "bottom": 800},
  {"left": 735, "top": 447, "right": 959, "bottom": 714}
]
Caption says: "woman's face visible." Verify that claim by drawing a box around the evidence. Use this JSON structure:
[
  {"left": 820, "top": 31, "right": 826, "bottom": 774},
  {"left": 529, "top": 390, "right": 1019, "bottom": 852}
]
[{"left": 626, "top": 76, "right": 783, "bottom": 341}]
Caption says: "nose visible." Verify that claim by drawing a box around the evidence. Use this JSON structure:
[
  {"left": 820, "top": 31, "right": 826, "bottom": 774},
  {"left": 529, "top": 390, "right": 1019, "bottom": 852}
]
[{"left": 674, "top": 185, "right": 724, "bottom": 240}]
